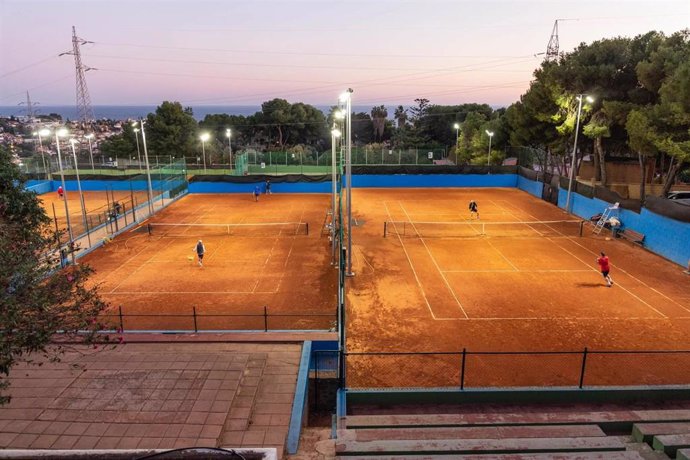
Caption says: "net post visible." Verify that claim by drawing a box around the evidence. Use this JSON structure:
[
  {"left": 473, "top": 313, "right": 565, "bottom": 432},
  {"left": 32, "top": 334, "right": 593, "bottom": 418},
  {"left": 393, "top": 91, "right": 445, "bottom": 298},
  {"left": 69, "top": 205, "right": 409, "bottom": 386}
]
[
  {"left": 118, "top": 305, "right": 124, "bottom": 333},
  {"left": 383, "top": 221, "right": 387, "bottom": 238},
  {"left": 579, "top": 347, "right": 588, "bottom": 388},
  {"left": 579, "top": 220, "right": 584, "bottom": 237},
  {"left": 306, "top": 222, "right": 309, "bottom": 235},
  {"left": 147, "top": 223, "right": 152, "bottom": 236},
  {"left": 193, "top": 306, "right": 198, "bottom": 333},
  {"left": 263, "top": 306, "right": 268, "bottom": 332},
  {"left": 460, "top": 348, "right": 467, "bottom": 390}
]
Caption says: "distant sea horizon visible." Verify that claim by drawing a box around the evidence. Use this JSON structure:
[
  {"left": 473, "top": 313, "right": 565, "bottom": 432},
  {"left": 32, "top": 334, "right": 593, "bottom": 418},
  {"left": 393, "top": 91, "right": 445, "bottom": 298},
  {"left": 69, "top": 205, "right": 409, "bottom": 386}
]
[{"left": 0, "top": 104, "right": 398, "bottom": 122}]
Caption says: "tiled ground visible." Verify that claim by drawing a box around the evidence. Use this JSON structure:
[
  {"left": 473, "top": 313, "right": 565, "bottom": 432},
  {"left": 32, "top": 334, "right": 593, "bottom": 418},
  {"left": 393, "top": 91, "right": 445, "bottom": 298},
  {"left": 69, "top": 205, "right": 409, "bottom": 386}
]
[{"left": 0, "top": 342, "right": 301, "bottom": 457}]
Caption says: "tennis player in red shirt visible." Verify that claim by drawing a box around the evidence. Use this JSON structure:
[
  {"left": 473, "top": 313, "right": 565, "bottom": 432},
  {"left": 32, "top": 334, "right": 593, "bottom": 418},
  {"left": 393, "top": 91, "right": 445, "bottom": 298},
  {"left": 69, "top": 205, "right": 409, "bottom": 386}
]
[{"left": 597, "top": 252, "right": 614, "bottom": 287}]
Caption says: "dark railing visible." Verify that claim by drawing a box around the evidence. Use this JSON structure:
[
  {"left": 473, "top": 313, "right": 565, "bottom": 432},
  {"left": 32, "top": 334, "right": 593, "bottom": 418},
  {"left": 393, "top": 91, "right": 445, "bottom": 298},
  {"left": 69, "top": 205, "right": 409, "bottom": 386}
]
[
  {"left": 99, "top": 306, "right": 337, "bottom": 332},
  {"left": 344, "top": 349, "right": 690, "bottom": 389}
]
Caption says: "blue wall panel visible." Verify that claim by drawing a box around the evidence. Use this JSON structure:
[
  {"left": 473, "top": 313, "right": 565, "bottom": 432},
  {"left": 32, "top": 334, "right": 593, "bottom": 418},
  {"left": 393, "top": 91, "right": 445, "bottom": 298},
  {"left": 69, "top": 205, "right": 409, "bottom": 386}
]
[
  {"left": 352, "top": 174, "right": 518, "bottom": 188},
  {"left": 189, "top": 181, "right": 332, "bottom": 194},
  {"left": 557, "top": 188, "right": 690, "bottom": 266},
  {"left": 25, "top": 180, "right": 53, "bottom": 195},
  {"left": 517, "top": 175, "right": 543, "bottom": 198}
]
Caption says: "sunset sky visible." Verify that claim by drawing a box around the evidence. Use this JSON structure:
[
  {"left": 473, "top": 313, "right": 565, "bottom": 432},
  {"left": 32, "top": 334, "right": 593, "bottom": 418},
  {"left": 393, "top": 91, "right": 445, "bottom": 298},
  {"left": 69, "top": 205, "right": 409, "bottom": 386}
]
[{"left": 1, "top": 0, "right": 688, "bottom": 108}]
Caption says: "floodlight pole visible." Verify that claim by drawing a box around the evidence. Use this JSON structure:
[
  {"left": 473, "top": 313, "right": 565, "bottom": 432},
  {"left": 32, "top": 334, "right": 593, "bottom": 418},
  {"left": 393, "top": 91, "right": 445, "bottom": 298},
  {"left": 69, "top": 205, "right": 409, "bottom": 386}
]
[
  {"left": 36, "top": 131, "right": 49, "bottom": 180},
  {"left": 133, "top": 128, "right": 142, "bottom": 169},
  {"left": 69, "top": 140, "right": 88, "bottom": 233},
  {"left": 138, "top": 118, "right": 155, "bottom": 215},
  {"left": 55, "top": 131, "right": 75, "bottom": 264},
  {"left": 344, "top": 89, "right": 354, "bottom": 277},
  {"left": 226, "top": 128, "right": 232, "bottom": 172},
  {"left": 85, "top": 134, "right": 95, "bottom": 170},
  {"left": 565, "top": 95, "right": 584, "bottom": 213},
  {"left": 331, "top": 125, "right": 339, "bottom": 266}
]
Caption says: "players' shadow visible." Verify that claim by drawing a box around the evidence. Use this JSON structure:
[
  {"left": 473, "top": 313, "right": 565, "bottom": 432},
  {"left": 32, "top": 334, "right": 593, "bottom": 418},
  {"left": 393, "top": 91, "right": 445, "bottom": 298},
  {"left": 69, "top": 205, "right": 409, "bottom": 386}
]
[{"left": 576, "top": 282, "right": 606, "bottom": 288}]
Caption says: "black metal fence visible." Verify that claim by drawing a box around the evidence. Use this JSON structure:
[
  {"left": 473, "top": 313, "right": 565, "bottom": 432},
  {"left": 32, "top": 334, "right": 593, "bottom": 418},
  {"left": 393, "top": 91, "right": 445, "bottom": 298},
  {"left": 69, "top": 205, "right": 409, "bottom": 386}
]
[
  {"left": 100, "top": 306, "right": 337, "bottom": 332},
  {"left": 344, "top": 348, "right": 690, "bottom": 389}
]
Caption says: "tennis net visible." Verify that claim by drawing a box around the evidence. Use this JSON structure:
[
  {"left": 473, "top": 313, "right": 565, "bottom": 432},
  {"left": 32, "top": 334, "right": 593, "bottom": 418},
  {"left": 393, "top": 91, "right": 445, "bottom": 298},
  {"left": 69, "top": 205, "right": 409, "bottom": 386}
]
[
  {"left": 383, "top": 220, "right": 584, "bottom": 238},
  {"left": 147, "top": 221, "right": 309, "bottom": 237}
]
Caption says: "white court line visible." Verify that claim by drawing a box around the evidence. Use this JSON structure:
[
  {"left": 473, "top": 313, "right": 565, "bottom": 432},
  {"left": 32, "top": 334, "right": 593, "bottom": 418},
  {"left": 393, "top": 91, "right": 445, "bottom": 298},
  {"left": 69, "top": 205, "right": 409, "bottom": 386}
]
[
  {"left": 107, "top": 291, "right": 262, "bottom": 295},
  {"left": 399, "top": 202, "right": 469, "bottom": 319},
  {"left": 493, "top": 199, "right": 670, "bottom": 319},
  {"left": 442, "top": 269, "right": 593, "bottom": 273},
  {"left": 383, "top": 201, "right": 438, "bottom": 320},
  {"left": 485, "top": 238, "right": 520, "bottom": 272}
]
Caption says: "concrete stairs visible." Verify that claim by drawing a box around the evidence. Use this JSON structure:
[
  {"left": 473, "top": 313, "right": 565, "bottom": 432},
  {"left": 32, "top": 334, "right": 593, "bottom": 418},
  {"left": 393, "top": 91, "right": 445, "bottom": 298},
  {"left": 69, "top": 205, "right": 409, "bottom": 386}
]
[{"left": 333, "top": 407, "right": 690, "bottom": 459}]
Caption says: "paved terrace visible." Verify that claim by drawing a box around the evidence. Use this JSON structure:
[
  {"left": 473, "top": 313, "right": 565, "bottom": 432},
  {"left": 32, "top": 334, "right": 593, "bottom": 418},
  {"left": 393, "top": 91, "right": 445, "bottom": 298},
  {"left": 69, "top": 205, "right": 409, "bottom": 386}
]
[{"left": 0, "top": 342, "right": 303, "bottom": 458}]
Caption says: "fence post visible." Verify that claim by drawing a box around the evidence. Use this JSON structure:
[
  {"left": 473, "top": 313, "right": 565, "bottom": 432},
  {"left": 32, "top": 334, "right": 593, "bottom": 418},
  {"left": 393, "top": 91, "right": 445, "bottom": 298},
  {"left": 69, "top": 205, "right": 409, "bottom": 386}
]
[
  {"left": 460, "top": 348, "right": 466, "bottom": 390},
  {"left": 579, "top": 347, "right": 588, "bottom": 388},
  {"left": 383, "top": 221, "right": 387, "bottom": 238},
  {"left": 118, "top": 305, "right": 124, "bottom": 333},
  {"left": 264, "top": 306, "right": 268, "bottom": 332},
  {"left": 193, "top": 306, "right": 198, "bottom": 333}
]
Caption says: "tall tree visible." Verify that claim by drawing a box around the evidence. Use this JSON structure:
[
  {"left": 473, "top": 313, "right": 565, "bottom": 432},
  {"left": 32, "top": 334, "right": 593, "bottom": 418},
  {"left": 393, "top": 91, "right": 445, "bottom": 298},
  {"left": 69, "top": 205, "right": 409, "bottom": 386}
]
[
  {"left": 371, "top": 105, "right": 388, "bottom": 141},
  {"left": 626, "top": 108, "right": 658, "bottom": 202},
  {"left": 146, "top": 101, "right": 198, "bottom": 159},
  {"left": 394, "top": 105, "right": 407, "bottom": 129},
  {"left": 0, "top": 145, "right": 108, "bottom": 405}
]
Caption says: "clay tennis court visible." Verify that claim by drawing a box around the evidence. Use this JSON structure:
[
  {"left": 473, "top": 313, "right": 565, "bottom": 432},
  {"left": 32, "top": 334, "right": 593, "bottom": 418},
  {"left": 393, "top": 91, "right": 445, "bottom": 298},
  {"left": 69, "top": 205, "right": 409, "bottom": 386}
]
[
  {"left": 39, "top": 190, "right": 150, "bottom": 238},
  {"left": 345, "top": 188, "right": 690, "bottom": 388},
  {"left": 82, "top": 193, "right": 338, "bottom": 331}
]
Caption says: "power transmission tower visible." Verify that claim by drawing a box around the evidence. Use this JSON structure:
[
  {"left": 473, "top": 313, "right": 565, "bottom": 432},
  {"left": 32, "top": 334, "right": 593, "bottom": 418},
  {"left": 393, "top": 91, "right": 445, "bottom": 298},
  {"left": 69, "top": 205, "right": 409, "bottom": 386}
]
[
  {"left": 18, "top": 91, "right": 39, "bottom": 124},
  {"left": 60, "top": 26, "right": 95, "bottom": 127},
  {"left": 545, "top": 20, "right": 560, "bottom": 61}
]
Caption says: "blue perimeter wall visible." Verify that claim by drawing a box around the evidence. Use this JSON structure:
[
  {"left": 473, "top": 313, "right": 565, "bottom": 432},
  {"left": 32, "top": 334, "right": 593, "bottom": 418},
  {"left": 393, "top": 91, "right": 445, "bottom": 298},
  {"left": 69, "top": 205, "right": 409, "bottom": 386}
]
[
  {"left": 189, "top": 174, "right": 519, "bottom": 193},
  {"left": 516, "top": 175, "right": 689, "bottom": 267},
  {"left": 27, "top": 179, "right": 174, "bottom": 192}
]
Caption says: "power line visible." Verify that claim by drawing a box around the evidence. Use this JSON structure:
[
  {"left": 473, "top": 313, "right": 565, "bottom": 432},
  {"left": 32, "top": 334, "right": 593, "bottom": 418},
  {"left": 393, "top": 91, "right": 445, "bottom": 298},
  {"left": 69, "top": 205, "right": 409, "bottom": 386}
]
[{"left": 0, "top": 54, "right": 60, "bottom": 79}]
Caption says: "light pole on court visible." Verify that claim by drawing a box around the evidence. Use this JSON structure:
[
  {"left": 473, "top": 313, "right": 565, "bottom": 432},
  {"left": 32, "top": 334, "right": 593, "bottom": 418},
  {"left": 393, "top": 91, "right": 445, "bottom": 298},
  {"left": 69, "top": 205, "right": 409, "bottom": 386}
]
[
  {"left": 485, "top": 130, "right": 494, "bottom": 169},
  {"left": 330, "top": 124, "right": 341, "bottom": 265},
  {"left": 200, "top": 132, "right": 210, "bottom": 172},
  {"left": 226, "top": 128, "right": 232, "bottom": 172},
  {"left": 133, "top": 118, "right": 155, "bottom": 214},
  {"left": 565, "top": 94, "right": 594, "bottom": 213},
  {"left": 132, "top": 124, "right": 142, "bottom": 169},
  {"left": 54, "top": 128, "right": 76, "bottom": 263},
  {"left": 69, "top": 138, "right": 88, "bottom": 235},
  {"left": 339, "top": 89, "right": 354, "bottom": 277},
  {"left": 84, "top": 133, "right": 95, "bottom": 170}
]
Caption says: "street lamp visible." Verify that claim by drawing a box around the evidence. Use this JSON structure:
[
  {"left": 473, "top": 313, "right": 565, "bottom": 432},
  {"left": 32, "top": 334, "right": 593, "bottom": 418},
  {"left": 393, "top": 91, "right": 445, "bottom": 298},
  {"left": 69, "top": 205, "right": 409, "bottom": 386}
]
[
  {"left": 84, "top": 133, "right": 95, "bottom": 170},
  {"left": 199, "top": 132, "right": 210, "bottom": 172},
  {"left": 133, "top": 119, "right": 155, "bottom": 214},
  {"left": 69, "top": 138, "right": 88, "bottom": 234},
  {"left": 339, "top": 89, "right": 354, "bottom": 277},
  {"left": 34, "top": 129, "right": 50, "bottom": 180},
  {"left": 131, "top": 124, "right": 142, "bottom": 170},
  {"left": 331, "top": 125, "right": 341, "bottom": 266},
  {"left": 565, "top": 94, "right": 594, "bottom": 213},
  {"left": 54, "top": 128, "right": 75, "bottom": 263},
  {"left": 485, "top": 130, "right": 494, "bottom": 168},
  {"left": 453, "top": 122, "right": 460, "bottom": 145},
  {"left": 225, "top": 128, "right": 232, "bottom": 171}
]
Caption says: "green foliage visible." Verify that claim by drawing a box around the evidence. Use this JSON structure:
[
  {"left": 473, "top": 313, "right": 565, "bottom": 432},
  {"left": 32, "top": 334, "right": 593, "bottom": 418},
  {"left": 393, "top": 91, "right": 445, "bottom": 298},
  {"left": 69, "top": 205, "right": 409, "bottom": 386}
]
[
  {"left": 145, "top": 101, "right": 199, "bottom": 158},
  {"left": 0, "top": 145, "right": 108, "bottom": 405}
]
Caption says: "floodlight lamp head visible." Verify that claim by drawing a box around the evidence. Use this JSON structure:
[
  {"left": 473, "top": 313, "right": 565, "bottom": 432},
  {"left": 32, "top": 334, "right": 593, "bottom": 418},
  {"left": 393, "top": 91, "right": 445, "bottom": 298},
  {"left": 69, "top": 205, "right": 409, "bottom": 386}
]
[
  {"left": 334, "top": 110, "right": 345, "bottom": 120},
  {"left": 585, "top": 95, "right": 595, "bottom": 103},
  {"left": 32, "top": 131, "right": 38, "bottom": 136},
  {"left": 133, "top": 128, "right": 140, "bottom": 133},
  {"left": 338, "top": 92, "right": 351, "bottom": 103},
  {"left": 56, "top": 128, "right": 68, "bottom": 137},
  {"left": 69, "top": 138, "right": 78, "bottom": 145},
  {"left": 332, "top": 129, "right": 342, "bottom": 138},
  {"left": 200, "top": 133, "right": 210, "bottom": 142},
  {"left": 39, "top": 129, "right": 50, "bottom": 136},
  {"left": 226, "top": 128, "right": 231, "bottom": 137},
  {"left": 486, "top": 130, "right": 494, "bottom": 136},
  {"left": 85, "top": 133, "right": 94, "bottom": 139},
  {"left": 131, "top": 121, "right": 138, "bottom": 127},
  {"left": 453, "top": 123, "right": 460, "bottom": 129}
]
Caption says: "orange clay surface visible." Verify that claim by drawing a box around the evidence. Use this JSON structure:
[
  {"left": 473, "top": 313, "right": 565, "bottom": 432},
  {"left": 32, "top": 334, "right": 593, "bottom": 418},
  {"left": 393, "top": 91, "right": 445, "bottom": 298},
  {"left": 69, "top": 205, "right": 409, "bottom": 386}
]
[
  {"left": 39, "top": 190, "right": 150, "bottom": 237},
  {"left": 345, "top": 188, "right": 690, "bottom": 388},
  {"left": 82, "top": 193, "right": 337, "bottom": 331}
]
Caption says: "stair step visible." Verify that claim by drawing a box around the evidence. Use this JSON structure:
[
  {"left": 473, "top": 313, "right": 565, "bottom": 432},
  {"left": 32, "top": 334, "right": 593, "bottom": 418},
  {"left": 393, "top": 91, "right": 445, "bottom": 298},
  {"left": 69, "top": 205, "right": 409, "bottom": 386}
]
[
  {"left": 343, "top": 409, "right": 690, "bottom": 429},
  {"left": 335, "top": 436, "right": 626, "bottom": 456},
  {"left": 677, "top": 448, "right": 690, "bottom": 460},
  {"left": 631, "top": 422, "right": 690, "bottom": 443},
  {"left": 652, "top": 433, "right": 690, "bottom": 458},
  {"left": 339, "top": 424, "right": 605, "bottom": 441},
  {"left": 338, "top": 452, "right": 644, "bottom": 460}
]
